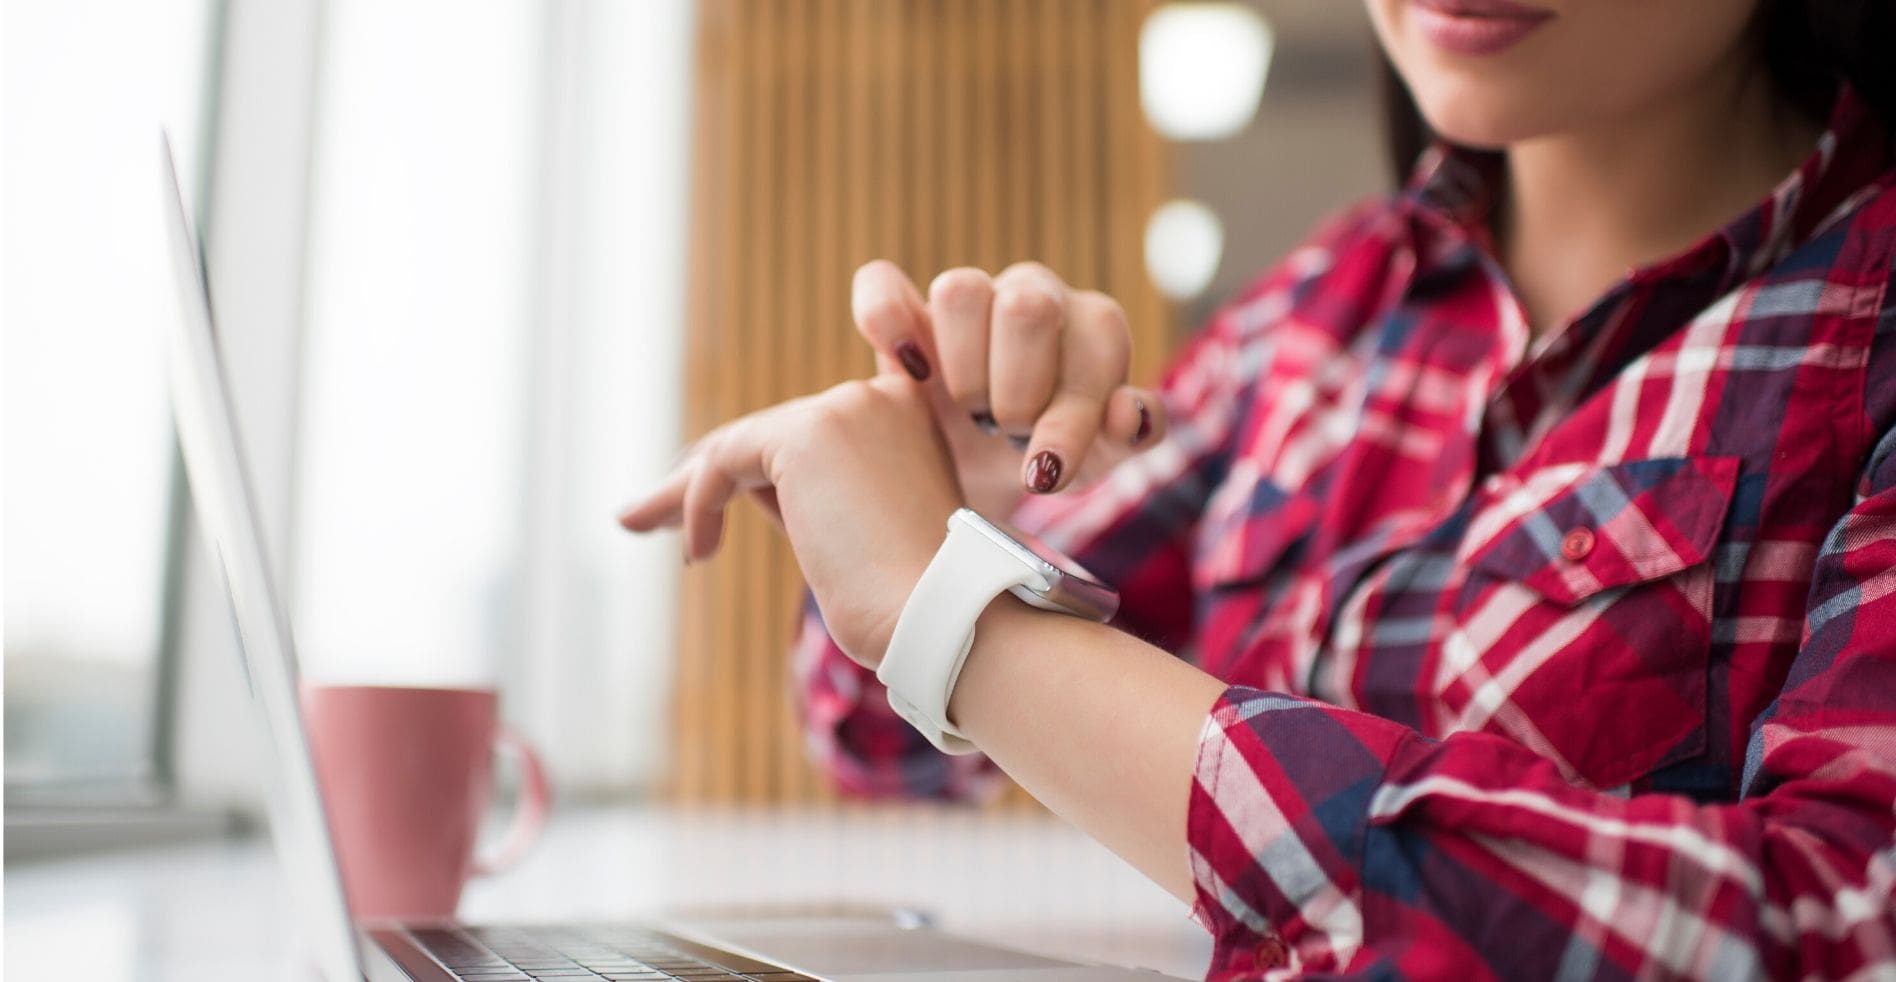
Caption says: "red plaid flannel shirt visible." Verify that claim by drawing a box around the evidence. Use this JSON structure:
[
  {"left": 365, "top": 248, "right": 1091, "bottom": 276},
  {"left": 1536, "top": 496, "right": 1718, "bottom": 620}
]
[{"left": 792, "top": 88, "right": 1896, "bottom": 979}]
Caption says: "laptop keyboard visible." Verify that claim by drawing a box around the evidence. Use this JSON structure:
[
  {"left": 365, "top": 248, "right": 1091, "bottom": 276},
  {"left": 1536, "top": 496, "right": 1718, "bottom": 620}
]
[{"left": 408, "top": 925, "right": 815, "bottom": 981}]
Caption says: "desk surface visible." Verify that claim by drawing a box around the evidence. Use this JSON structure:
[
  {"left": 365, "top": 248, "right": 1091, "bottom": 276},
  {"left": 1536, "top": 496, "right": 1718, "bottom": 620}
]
[{"left": 5, "top": 804, "right": 1213, "bottom": 980}]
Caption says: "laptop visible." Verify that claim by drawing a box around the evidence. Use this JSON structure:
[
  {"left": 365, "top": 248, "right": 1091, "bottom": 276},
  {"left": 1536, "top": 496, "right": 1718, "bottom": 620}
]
[{"left": 157, "top": 135, "right": 1173, "bottom": 981}]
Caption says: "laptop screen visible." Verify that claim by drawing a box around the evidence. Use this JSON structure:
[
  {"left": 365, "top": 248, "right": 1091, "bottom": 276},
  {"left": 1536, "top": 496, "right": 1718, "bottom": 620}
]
[{"left": 158, "top": 133, "right": 365, "bottom": 982}]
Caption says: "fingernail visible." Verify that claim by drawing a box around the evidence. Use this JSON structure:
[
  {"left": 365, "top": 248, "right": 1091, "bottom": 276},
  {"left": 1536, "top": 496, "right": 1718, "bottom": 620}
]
[
  {"left": 971, "top": 409, "right": 999, "bottom": 434},
  {"left": 895, "top": 341, "right": 930, "bottom": 381},
  {"left": 1025, "top": 450, "right": 1062, "bottom": 493},
  {"left": 1133, "top": 399, "right": 1152, "bottom": 445}
]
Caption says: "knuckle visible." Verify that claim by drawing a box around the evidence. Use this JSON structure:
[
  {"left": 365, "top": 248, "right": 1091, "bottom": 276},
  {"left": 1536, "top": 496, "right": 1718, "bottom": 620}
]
[
  {"left": 997, "top": 260, "right": 1058, "bottom": 284},
  {"left": 1078, "top": 291, "right": 1132, "bottom": 344},
  {"left": 842, "top": 378, "right": 919, "bottom": 426},
  {"left": 854, "top": 258, "right": 904, "bottom": 283},
  {"left": 852, "top": 260, "right": 918, "bottom": 337},
  {"left": 823, "top": 378, "right": 877, "bottom": 412},
  {"left": 993, "top": 283, "right": 1063, "bottom": 331},
  {"left": 855, "top": 293, "right": 912, "bottom": 336},
  {"left": 862, "top": 375, "right": 931, "bottom": 423},
  {"left": 1084, "top": 298, "right": 1133, "bottom": 377},
  {"left": 690, "top": 430, "right": 724, "bottom": 463},
  {"left": 928, "top": 267, "right": 992, "bottom": 309},
  {"left": 804, "top": 404, "right": 848, "bottom": 443}
]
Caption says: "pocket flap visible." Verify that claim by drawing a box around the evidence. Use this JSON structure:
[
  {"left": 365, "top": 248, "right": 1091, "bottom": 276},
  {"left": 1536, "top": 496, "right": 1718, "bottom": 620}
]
[{"left": 1462, "top": 456, "right": 1741, "bottom": 606}]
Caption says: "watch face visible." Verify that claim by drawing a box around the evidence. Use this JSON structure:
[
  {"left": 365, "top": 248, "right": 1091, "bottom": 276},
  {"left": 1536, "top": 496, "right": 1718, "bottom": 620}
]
[
  {"left": 952, "top": 508, "right": 1119, "bottom": 621},
  {"left": 1006, "top": 523, "right": 1107, "bottom": 586},
  {"left": 952, "top": 508, "right": 1097, "bottom": 580}
]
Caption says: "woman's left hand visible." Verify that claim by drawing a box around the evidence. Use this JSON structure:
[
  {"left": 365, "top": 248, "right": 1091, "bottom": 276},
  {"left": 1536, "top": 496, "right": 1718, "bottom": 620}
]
[{"left": 616, "top": 375, "right": 962, "bottom": 667}]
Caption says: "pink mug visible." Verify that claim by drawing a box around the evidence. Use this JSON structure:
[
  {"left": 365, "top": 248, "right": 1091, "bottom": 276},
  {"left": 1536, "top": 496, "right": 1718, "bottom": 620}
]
[{"left": 303, "top": 684, "right": 551, "bottom": 922}]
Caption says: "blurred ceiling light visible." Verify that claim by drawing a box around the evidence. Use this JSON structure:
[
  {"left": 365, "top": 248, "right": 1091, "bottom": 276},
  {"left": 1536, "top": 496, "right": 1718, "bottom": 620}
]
[
  {"left": 1144, "top": 199, "right": 1224, "bottom": 300},
  {"left": 1139, "top": 2, "right": 1274, "bottom": 141}
]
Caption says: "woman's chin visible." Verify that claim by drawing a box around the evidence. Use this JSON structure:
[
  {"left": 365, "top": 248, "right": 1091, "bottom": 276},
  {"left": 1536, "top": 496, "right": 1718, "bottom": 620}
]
[{"left": 1414, "top": 98, "right": 1551, "bottom": 152}]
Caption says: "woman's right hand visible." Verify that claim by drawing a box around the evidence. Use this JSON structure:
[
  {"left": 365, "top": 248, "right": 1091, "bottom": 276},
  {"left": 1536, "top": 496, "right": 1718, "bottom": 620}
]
[{"left": 850, "top": 260, "right": 1170, "bottom": 517}]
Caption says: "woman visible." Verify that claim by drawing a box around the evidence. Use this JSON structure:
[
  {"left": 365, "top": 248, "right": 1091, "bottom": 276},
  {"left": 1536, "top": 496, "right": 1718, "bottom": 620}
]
[{"left": 622, "top": 0, "right": 1896, "bottom": 977}]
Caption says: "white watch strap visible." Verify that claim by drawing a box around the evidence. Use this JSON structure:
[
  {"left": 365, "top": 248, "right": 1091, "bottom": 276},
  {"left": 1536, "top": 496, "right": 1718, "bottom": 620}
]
[{"left": 877, "top": 516, "right": 1045, "bottom": 755}]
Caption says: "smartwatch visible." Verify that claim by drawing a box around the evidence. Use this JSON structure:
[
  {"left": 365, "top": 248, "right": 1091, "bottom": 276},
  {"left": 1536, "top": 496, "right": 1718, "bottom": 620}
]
[{"left": 877, "top": 507, "right": 1119, "bottom": 754}]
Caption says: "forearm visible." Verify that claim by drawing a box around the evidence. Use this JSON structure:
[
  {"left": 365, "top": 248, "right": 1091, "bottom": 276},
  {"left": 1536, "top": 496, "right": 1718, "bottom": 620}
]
[{"left": 947, "top": 595, "right": 1226, "bottom": 904}]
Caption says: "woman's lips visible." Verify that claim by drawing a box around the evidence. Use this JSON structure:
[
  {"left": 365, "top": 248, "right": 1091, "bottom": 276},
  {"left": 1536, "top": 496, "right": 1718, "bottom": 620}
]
[{"left": 1408, "top": 0, "right": 1553, "bottom": 56}]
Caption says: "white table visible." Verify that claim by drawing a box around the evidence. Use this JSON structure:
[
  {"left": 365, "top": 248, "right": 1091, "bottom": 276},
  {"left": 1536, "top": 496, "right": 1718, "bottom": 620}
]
[{"left": 5, "top": 804, "right": 1213, "bottom": 980}]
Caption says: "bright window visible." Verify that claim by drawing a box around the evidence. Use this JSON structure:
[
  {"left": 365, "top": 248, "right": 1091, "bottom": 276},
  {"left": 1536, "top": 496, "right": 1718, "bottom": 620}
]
[
  {"left": 291, "top": 0, "right": 692, "bottom": 792},
  {"left": 293, "top": 0, "right": 540, "bottom": 688},
  {"left": 3, "top": 0, "right": 213, "bottom": 792}
]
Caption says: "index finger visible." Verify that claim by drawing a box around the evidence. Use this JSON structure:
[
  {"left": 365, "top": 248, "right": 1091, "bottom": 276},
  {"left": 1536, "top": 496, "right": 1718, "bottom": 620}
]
[
  {"left": 1020, "top": 290, "right": 1130, "bottom": 494},
  {"left": 851, "top": 260, "right": 935, "bottom": 383}
]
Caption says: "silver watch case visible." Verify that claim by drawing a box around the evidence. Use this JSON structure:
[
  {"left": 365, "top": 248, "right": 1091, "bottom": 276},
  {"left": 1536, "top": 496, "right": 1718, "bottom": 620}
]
[{"left": 951, "top": 508, "right": 1119, "bottom": 622}]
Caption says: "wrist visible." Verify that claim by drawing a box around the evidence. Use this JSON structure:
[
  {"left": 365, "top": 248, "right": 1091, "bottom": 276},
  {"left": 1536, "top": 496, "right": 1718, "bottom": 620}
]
[
  {"left": 822, "top": 515, "right": 950, "bottom": 668},
  {"left": 876, "top": 507, "right": 1117, "bottom": 753}
]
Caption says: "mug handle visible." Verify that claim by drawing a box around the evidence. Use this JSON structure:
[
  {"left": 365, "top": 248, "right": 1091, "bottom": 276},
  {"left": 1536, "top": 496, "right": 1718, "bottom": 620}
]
[{"left": 471, "top": 723, "right": 551, "bottom": 876}]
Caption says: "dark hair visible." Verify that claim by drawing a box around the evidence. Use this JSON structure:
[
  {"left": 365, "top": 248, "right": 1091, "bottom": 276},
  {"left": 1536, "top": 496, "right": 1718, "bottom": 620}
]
[{"left": 1379, "top": 0, "right": 1896, "bottom": 186}]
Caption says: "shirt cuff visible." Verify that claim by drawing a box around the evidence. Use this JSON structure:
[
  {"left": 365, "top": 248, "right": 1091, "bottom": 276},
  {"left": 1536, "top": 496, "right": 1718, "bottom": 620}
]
[{"left": 1186, "top": 685, "right": 1418, "bottom": 978}]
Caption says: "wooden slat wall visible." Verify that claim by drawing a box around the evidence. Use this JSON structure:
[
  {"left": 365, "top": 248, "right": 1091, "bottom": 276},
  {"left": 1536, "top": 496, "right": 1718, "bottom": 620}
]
[{"left": 674, "top": 0, "right": 1170, "bottom": 804}]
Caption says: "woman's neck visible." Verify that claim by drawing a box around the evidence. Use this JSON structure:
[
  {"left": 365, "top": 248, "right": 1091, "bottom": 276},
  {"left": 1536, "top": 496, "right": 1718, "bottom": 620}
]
[{"left": 1495, "top": 56, "right": 1823, "bottom": 334}]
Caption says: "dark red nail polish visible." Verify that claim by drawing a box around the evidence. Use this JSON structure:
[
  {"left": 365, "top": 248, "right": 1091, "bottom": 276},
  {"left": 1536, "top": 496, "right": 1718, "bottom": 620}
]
[
  {"left": 971, "top": 409, "right": 999, "bottom": 434},
  {"left": 1133, "top": 399, "right": 1152, "bottom": 445},
  {"left": 895, "top": 341, "right": 930, "bottom": 381},
  {"left": 1025, "top": 450, "right": 1062, "bottom": 493}
]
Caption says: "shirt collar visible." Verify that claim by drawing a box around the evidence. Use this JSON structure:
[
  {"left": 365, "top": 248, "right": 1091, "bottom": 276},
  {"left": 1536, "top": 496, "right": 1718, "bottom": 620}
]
[{"left": 1398, "top": 84, "right": 1890, "bottom": 296}]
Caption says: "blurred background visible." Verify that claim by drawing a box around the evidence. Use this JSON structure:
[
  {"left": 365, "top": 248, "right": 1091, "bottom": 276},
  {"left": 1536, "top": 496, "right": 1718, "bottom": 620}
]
[{"left": 3, "top": 0, "right": 1384, "bottom": 849}]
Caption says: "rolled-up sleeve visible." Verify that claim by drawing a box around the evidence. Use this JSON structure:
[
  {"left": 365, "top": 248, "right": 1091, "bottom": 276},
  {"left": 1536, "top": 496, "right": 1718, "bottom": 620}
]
[{"left": 1187, "top": 431, "right": 1896, "bottom": 979}]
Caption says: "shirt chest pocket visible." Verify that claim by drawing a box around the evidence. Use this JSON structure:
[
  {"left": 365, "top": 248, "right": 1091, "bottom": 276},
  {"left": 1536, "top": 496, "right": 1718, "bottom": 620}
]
[{"left": 1436, "top": 455, "right": 1741, "bottom": 789}]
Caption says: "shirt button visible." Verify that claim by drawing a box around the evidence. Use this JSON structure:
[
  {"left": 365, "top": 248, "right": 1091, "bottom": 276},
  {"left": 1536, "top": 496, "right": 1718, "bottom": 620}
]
[
  {"left": 1561, "top": 527, "right": 1595, "bottom": 561},
  {"left": 1254, "top": 933, "right": 1288, "bottom": 969}
]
